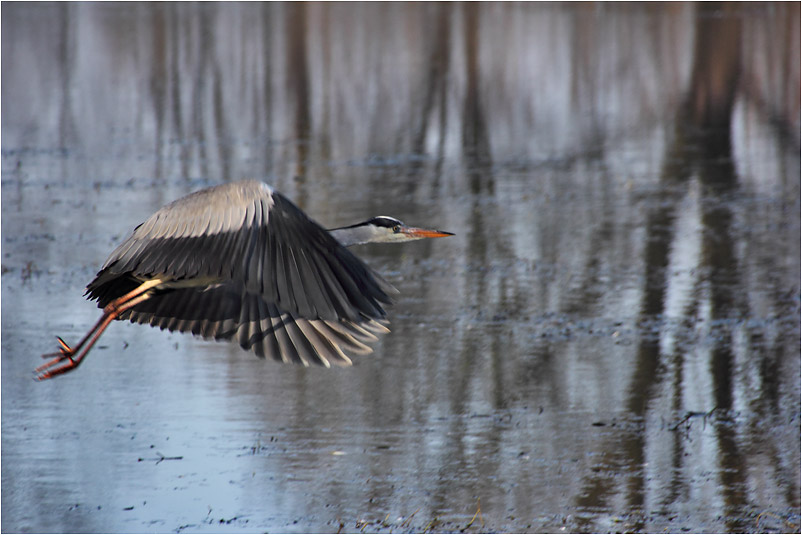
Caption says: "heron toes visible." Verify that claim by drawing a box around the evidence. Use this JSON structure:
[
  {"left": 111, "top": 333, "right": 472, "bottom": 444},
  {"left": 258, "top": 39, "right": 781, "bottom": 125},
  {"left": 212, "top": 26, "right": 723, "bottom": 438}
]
[
  {"left": 35, "top": 353, "right": 80, "bottom": 380},
  {"left": 35, "top": 359, "right": 78, "bottom": 381},
  {"left": 35, "top": 337, "right": 78, "bottom": 380}
]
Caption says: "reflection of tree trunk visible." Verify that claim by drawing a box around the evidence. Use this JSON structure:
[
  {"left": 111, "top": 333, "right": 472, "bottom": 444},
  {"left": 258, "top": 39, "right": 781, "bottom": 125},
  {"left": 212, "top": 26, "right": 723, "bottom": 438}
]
[
  {"left": 687, "top": 5, "right": 747, "bottom": 529},
  {"left": 575, "top": 4, "right": 747, "bottom": 527},
  {"left": 212, "top": 38, "right": 230, "bottom": 182},
  {"left": 699, "top": 152, "right": 747, "bottom": 530},
  {"left": 168, "top": 6, "right": 189, "bottom": 180},
  {"left": 57, "top": 3, "right": 77, "bottom": 155},
  {"left": 413, "top": 3, "right": 451, "bottom": 166},
  {"left": 462, "top": 3, "right": 492, "bottom": 194},
  {"left": 574, "top": 51, "right": 696, "bottom": 533},
  {"left": 196, "top": 8, "right": 214, "bottom": 179},
  {"left": 441, "top": 10, "right": 510, "bottom": 517},
  {"left": 149, "top": 6, "right": 166, "bottom": 182},
  {"left": 686, "top": 3, "right": 741, "bottom": 135},
  {"left": 287, "top": 3, "right": 311, "bottom": 187},
  {"left": 260, "top": 4, "right": 275, "bottom": 179}
]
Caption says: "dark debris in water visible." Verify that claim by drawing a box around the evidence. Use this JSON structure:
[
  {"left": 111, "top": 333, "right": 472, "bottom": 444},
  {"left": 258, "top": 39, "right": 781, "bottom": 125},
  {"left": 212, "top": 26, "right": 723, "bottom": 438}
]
[
  {"left": 454, "top": 308, "right": 801, "bottom": 351},
  {"left": 136, "top": 452, "right": 183, "bottom": 464},
  {"left": 331, "top": 505, "right": 487, "bottom": 534}
]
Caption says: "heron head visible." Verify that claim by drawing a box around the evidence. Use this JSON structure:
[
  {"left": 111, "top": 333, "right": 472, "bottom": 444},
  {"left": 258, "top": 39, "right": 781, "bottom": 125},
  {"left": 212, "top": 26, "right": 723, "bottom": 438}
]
[
  {"left": 360, "top": 216, "right": 454, "bottom": 243},
  {"left": 331, "top": 216, "right": 454, "bottom": 246}
]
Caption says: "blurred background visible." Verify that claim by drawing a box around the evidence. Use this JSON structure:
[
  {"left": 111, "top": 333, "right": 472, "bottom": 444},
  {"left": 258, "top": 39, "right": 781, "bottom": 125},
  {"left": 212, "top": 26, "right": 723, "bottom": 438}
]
[{"left": 2, "top": 2, "right": 799, "bottom": 533}]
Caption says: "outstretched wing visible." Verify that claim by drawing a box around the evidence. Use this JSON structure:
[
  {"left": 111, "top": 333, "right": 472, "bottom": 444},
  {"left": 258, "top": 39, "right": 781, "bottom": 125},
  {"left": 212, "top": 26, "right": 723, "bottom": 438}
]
[
  {"left": 85, "top": 180, "right": 397, "bottom": 365},
  {"left": 122, "top": 283, "right": 389, "bottom": 367},
  {"left": 87, "top": 180, "right": 396, "bottom": 322}
]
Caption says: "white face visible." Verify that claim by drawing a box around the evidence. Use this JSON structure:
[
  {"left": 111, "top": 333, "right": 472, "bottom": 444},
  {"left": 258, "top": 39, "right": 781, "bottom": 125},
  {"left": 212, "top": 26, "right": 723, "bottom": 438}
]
[
  {"left": 368, "top": 221, "right": 416, "bottom": 243},
  {"left": 368, "top": 217, "right": 416, "bottom": 243}
]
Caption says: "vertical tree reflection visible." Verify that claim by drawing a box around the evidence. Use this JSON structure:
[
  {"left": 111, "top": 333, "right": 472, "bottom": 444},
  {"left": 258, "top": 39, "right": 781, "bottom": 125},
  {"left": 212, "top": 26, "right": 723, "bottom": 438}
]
[
  {"left": 286, "top": 2, "right": 311, "bottom": 193},
  {"left": 575, "top": 3, "right": 750, "bottom": 529},
  {"left": 687, "top": 4, "right": 747, "bottom": 528},
  {"left": 461, "top": 2, "right": 492, "bottom": 194}
]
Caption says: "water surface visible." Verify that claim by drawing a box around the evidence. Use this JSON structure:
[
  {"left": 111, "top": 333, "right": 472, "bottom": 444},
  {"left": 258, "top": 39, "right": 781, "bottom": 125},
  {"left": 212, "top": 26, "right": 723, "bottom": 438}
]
[{"left": 2, "top": 3, "right": 799, "bottom": 533}]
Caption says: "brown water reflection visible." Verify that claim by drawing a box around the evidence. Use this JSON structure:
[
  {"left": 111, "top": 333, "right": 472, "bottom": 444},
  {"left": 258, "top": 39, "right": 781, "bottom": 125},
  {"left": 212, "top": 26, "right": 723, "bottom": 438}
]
[{"left": 2, "top": 3, "right": 799, "bottom": 533}]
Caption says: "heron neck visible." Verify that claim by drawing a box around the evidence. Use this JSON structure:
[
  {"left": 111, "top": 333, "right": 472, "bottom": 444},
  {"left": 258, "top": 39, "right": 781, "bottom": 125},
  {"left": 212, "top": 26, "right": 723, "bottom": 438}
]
[{"left": 328, "top": 225, "right": 378, "bottom": 247}]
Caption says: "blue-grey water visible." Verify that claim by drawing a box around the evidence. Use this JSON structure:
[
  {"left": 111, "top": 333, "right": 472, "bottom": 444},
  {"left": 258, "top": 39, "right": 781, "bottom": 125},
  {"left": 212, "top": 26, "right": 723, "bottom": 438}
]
[{"left": 2, "top": 3, "right": 799, "bottom": 533}]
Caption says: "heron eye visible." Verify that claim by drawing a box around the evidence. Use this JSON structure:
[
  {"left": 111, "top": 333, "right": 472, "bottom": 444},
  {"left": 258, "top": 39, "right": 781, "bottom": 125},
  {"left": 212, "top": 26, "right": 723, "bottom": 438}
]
[{"left": 393, "top": 225, "right": 401, "bottom": 233}]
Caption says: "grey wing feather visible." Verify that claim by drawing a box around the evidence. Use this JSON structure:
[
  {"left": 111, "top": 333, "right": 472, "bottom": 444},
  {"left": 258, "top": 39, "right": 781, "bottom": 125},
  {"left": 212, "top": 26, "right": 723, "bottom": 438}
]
[{"left": 124, "top": 284, "right": 388, "bottom": 367}]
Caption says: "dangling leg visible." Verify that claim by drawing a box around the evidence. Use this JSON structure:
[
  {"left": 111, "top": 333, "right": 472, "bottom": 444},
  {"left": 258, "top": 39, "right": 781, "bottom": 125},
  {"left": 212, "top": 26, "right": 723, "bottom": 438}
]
[
  {"left": 42, "top": 278, "right": 165, "bottom": 359},
  {"left": 36, "top": 278, "right": 164, "bottom": 380},
  {"left": 35, "top": 290, "right": 156, "bottom": 380}
]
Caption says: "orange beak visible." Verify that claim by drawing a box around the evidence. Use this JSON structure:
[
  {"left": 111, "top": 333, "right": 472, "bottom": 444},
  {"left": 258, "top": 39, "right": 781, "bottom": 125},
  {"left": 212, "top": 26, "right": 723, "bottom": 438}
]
[{"left": 401, "top": 227, "right": 455, "bottom": 239}]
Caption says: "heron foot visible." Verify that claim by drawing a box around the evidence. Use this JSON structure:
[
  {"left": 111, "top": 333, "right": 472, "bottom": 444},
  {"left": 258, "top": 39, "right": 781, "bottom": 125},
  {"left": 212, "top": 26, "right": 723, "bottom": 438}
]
[{"left": 35, "top": 337, "right": 79, "bottom": 380}]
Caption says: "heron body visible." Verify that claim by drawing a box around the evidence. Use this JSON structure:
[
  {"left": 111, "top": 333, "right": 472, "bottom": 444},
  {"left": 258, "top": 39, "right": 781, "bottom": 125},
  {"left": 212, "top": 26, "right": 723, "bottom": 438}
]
[{"left": 36, "top": 180, "right": 453, "bottom": 379}]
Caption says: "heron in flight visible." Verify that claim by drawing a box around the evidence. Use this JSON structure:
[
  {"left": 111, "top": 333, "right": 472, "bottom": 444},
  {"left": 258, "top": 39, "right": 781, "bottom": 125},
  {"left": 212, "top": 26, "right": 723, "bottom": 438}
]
[{"left": 36, "top": 180, "right": 453, "bottom": 380}]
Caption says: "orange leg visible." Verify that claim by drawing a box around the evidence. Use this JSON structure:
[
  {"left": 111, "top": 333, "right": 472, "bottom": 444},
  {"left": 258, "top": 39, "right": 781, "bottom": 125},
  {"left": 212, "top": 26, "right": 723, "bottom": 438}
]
[{"left": 36, "top": 278, "right": 164, "bottom": 380}]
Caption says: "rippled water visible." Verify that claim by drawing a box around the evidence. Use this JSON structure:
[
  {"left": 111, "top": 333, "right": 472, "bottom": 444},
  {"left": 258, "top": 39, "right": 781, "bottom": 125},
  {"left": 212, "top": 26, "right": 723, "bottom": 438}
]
[{"left": 2, "top": 3, "right": 799, "bottom": 533}]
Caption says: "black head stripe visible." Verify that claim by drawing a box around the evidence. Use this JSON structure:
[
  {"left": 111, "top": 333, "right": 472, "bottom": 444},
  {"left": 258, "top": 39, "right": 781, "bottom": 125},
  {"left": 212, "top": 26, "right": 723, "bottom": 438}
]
[
  {"left": 367, "top": 216, "right": 404, "bottom": 228},
  {"left": 336, "top": 216, "right": 404, "bottom": 230}
]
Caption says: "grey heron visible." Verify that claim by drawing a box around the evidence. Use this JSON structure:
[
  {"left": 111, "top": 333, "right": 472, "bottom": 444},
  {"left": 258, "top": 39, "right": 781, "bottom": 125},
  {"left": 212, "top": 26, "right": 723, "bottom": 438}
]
[{"left": 36, "top": 180, "right": 453, "bottom": 380}]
